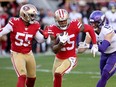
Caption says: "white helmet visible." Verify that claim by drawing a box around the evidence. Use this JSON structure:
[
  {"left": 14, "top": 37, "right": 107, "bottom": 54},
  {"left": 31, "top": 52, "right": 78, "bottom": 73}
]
[
  {"left": 54, "top": 9, "right": 69, "bottom": 30},
  {"left": 19, "top": 4, "right": 38, "bottom": 24}
]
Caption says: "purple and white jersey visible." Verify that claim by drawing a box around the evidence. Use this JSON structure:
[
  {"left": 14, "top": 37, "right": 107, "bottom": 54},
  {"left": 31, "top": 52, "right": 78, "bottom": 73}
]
[
  {"left": 96, "top": 24, "right": 116, "bottom": 54},
  {"left": 87, "top": 24, "right": 116, "bottom": 54}
]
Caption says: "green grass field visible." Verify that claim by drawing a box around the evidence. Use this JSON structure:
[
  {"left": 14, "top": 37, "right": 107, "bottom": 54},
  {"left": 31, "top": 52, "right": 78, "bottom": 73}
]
[{"left": 0, "top": 53, "right": 115, "bottom": 87}]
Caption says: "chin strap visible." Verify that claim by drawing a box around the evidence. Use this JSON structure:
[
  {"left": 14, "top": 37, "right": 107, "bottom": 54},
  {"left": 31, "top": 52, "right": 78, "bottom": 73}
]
[{"left": 59, "top": 26, "right": 67, "bottom": 30}]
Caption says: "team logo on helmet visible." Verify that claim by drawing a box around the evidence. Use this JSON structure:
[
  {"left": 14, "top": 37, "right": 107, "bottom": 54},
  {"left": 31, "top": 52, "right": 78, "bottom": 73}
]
[{"left": 23, "top": 6, "right": 30, "bottom": 11}]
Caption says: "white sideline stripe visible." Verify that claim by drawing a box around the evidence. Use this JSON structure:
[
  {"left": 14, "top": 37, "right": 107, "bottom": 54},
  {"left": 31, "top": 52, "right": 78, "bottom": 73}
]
[
  {"left": 91, "top": 76, "right": 101, "bottom": 78},
  {"left": 0, "top": 66, "right": 100, "bottom": 75}
]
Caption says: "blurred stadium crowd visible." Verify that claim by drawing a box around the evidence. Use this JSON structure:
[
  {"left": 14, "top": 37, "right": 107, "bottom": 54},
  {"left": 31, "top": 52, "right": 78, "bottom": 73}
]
[{"left": 0, "top": 0, "right": 116, "bottom": 56}]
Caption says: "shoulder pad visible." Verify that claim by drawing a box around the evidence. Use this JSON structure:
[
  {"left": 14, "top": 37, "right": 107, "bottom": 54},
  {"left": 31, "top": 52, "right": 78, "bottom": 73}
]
[
  {"left": 71, "top": 19, "right": 79, "bottom": 23},
  {"left": 9, "top": 17, "right": 20, "bottom": 26}
]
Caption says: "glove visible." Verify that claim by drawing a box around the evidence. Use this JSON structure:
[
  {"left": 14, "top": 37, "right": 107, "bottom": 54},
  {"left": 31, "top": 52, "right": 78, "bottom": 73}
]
[
  {"left": 39, "top": 29, "right": 49, "bottom": 39},
  {"left": 58, "top": 32, "right": 68, "bottom": 44},
  {"left": 78, "top": 42, "right": 90, "bottom": 48},
  {"left": 91, "top": 44, "right": 98, "bottom": 57}
]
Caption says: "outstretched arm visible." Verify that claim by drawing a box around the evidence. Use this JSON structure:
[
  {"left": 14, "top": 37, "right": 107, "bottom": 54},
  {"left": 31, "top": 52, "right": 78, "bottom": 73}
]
[
  {"left": 34, "top": 30, "right": 45, "bottom": 43},
  {"left": 78, "top": 33, "right": 92, "bottom": 53},
  {"left": 80, "top": 24, "right": 98, "bottom": 57},
  {"left": 0, "top": 23, "right": 12, "bottom": 37},
  {"left": 80, "top": 24, "right": 97, "bottom": 44}
]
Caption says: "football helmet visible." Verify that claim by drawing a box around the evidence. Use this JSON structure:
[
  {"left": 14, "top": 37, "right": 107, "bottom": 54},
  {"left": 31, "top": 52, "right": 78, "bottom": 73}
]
[
  {"left": 19, "top": 4, "right": 38, "bottom": 24},
  {"left": 108, "top": 1, "right": 116, "bottom": 13},
  {"left": 89, "top": 10, "right": 106, "bottom": 29},
  {"left": 54, "top": 9, "right": 69, "bottom": 30}
]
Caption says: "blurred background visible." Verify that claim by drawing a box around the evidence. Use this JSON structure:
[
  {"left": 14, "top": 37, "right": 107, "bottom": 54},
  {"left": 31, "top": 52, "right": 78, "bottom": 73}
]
[{"left": 0, "top": 0, "right": 116, "bottom": 56}]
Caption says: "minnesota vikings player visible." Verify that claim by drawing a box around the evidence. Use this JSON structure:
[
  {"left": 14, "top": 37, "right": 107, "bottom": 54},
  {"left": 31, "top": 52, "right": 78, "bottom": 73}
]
[
  {"left": 0, "top": 4, "right": 48, "bottom": 87},
  {"left": 45, "top": 9, "right": 98, "bottom": 87},
  {"left": 78, "top": 10, "right": 116, "bottom": 87}
]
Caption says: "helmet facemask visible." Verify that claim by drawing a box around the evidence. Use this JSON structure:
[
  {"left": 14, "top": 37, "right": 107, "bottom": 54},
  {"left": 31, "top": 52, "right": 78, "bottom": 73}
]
[
  {"left": 25, "top": 12, "right": 38, "bottom": 24},
  {"left": 56, "top": 19, "right": 70, "bottom": 30}
]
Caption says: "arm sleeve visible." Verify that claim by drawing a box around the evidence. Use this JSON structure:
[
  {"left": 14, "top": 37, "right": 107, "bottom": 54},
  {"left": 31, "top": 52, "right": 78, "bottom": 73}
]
[
  {"left": 34, "top": 30, "right": 45, "bottom": 43},
  {"left": 98, "top": 40, "right": 110, "bottom": 53},
  {"left": 83, "top": 24, "right": 97, "bottom": 44},
  {"left": 0, "top": 23, "right": 12, "bottom": 37}
]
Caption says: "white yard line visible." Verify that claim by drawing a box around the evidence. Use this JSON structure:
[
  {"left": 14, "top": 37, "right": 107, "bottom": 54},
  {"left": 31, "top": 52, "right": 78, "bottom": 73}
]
[
  {"left": 0, "top": 66, "right": 103, "bottom": 79},
  {"left": 0, "top": 66, "right": 100, "bottom": 75}
]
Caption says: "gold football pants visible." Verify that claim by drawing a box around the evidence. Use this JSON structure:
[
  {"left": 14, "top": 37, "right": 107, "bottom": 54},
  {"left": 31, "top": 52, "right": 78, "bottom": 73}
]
[
  {"left": 53, "top": 56, "right": 77, "bottom": 76},
  {"left": 11, "top": 51, "right": 36, "bottom": 78}
]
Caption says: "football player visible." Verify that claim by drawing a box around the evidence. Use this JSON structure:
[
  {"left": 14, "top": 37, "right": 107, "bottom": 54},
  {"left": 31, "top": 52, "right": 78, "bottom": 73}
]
[
  {"left": 78, "top": 11, "right": 116, "bottom": 87},
  {"left": 44, "top": 9, "right": 98, "bottom": 87},
  {"left": 0, "top": 4, "right": 48, "bottom": 87},
  {"left": 0, "top": 6, "right": 8, "bottom": 55},
  {"left": 105, "top": 1, "right": 116, "bottom": 30}
]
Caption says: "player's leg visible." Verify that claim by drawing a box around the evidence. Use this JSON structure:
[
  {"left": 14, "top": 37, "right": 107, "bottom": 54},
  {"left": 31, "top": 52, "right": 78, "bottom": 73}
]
[
  {"left": 11, "top": 51, "right": 27, "bottom": 87},
  {"left": 96, "top": 52, "right": 116, "bottom": 87},
  {"left": 99, "top": 54, "right": 108, "bottom": 74},
  {"left": 53, "top": 57, "right": 63, "bottom": 87},
  {"left": 26, "top": 51, "right": 36, "bottom": 87},
  {"left": 1, "top": 35, "right": 7, "bottom": 55},
  {"left": 53, "top": 57, "right": 77, "bottom": 87}
]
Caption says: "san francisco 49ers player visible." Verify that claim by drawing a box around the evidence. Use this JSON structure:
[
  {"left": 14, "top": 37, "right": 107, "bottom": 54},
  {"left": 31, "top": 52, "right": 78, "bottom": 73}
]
[
  {"left": 0, "top": 4, "right": 47, "bottom": 87},
  {"left": 45, "top": 9, "right": 98, "bottom": 87}
]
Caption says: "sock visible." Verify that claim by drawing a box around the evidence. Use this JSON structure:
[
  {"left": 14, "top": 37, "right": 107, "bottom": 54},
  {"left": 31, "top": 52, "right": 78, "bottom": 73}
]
[
  {"left": 26, "top": 77, "right": 36, "bottom": 87},
  {"left": 1, "top": 40, "right": 7, "bottom": 50},
  {"left": 17, "top": 75, "right": 26, "bottom": 87},
  {"left": 96, "top": 70, "right": 110, "bottom": 87},
  {"left": 54, "top": 73, "right": 62, "bottom": 87}
]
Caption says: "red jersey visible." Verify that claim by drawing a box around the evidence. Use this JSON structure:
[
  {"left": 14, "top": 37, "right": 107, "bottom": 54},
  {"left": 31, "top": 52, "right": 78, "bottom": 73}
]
[
  {"left": 9, "top": 17, "right": 40, "bottom": 54},
  {"left": 0, "top": 14, "right": 8, "bottom": 28},
  {"left": 49, "top": 20, "right": 81, "bottom": 59}
]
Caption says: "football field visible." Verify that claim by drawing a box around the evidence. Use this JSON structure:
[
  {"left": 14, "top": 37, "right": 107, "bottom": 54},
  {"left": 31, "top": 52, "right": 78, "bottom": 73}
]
[{"left": 0, "top": 53, "right": 115, "bottom": 87}]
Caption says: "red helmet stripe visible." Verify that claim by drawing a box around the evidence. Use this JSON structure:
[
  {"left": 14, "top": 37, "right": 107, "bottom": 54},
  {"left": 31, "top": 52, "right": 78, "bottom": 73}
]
[
  {"left": 58, "top": 9, "right": 64, "bottom": 18},
  {"left": 58, "top": 9, "right": 62, "bottom": 18},
  {"left": 61, "top": 9, "right": 64, "bottom": 18}
]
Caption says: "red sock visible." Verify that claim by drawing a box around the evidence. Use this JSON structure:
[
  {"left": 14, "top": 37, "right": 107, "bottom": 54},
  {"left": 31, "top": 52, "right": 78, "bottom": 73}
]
[
  {"left": 17, "top": 75, "right": 26, "bottom": 87},
  {"left": 26, "top": 77, "right": 36, "bottom": 87},
  {"left": 1, "top": 40, "right": 7, "bottom": 50},
  {"left": 54, "top": 73, "right": 62, "bottom": 87}
]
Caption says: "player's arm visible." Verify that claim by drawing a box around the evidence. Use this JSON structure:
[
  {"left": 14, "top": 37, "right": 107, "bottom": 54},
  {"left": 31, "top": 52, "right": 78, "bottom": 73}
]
[
  {"left": 79, "top": 24, "right": 98, "bottom": 57},
  {"left": 34, "top": 30, "right": 45, "bottom": 43},
  {"left": 50, "top": 32, "right": 68, "bottom": 54},
  {"left": 0, "top": 23, "right": 12, "bottom": 37},
  {"left": 98, "top": 32, "right": 113, "bottom": 53},
  {"left": 78, "top": 33, "right": 92, "bottom": 53},
  {"left": 80, "top": 24, "right": 97, "bottom": 44},
  {"left": 39, "top": 29, "right": 49, "bottom": 39},
  {"left": 50, "top": 35, "right": 64, "bottom": 54}
]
